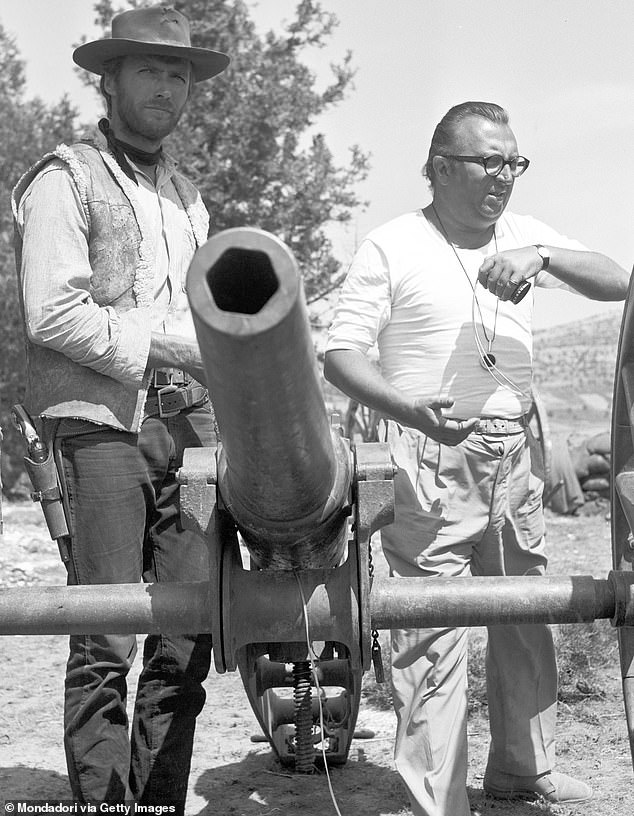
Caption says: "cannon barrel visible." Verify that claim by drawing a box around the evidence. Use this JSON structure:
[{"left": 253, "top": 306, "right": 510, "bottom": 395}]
[{"left": 186, "top": 228, "right": 351, "bottom": 570}]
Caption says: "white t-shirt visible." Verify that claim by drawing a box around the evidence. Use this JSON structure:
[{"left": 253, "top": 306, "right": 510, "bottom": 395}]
[{"left": 326, "top": 209, "right": 588, "bottom": 418}]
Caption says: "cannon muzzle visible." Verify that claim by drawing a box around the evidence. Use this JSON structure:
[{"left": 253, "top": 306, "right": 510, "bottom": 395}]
[{"left": 187, "top": 228, "right": 351, "bottom": 570}]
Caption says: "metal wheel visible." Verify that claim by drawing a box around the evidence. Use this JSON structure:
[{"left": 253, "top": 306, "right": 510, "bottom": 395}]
[{"left": 610, "top": 285, "right": 634, "bottom": 770}]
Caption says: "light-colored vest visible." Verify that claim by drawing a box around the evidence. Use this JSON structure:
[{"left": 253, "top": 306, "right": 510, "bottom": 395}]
[{"left": 12, "top": 132, "right": 209, "bottom": 432}]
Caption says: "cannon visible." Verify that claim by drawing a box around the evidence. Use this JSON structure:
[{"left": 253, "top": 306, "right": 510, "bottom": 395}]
[
  {"left": 181, "top": 227, "right": 392, "bottom": 768},
  {"left": 0, "top": 228, "right": 633, "bottom": 775}
]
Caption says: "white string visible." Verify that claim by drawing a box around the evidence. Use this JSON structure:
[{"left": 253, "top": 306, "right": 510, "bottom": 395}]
[
  {"left": 429, "top": 203, "right": 531, "bottom": 402},
  {"left": 471, "top": 287, "right": 532, "bottom": 400},
  {"left": 294, "top": 572, "right": 344, "bottom": 816},
  {"left": 432, "top": 203, "right": 500, "bottom": 348}
]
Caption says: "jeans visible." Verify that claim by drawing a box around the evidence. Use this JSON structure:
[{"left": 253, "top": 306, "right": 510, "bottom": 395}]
[{"left": 52, "top": 405, "right": 215, "bottom": 809}]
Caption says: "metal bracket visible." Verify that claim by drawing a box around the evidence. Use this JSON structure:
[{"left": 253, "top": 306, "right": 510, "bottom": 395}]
[
  {"left": 178, "top": 446, "right": 218, "bottom": 538},
  {"left": 609, "top": 570, "right": 634, "bottom": 627},
  {"left": 352, "top": 441, "right": 395, "bottom": 671}
]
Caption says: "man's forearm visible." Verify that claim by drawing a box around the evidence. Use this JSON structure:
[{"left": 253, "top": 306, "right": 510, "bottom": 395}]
[
  {"left": 324, "top": 348, "right": 478, "bottom": 444},
  {"left": 544, "top": 248, "right": 630, "bottom": 301},
  {"left": 479, "top": 246, "right": 630, "bottom": 303},
  {"left": 147, "top": 333, "right": 207, "bottom": 384},
  {"left": 324, "top": 349, "right": 413, "bottom": 426}
]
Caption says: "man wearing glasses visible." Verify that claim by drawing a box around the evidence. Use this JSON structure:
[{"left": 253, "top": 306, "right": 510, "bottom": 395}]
[{"left": 324, "top": 101, "right": 628, "bottom": 816}]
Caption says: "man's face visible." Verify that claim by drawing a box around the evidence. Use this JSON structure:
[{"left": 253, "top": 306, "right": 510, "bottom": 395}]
[
  {"left": 106, "top": 54, "right": 192, "bottom": 144},
  {"left": 441, "top": 116, "right": 519, "bottom": 230}
]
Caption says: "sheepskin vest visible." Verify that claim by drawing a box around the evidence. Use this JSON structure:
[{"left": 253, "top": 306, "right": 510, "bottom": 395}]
[{"left": 12, "top": 130, "right": 209, "bottom": 432}]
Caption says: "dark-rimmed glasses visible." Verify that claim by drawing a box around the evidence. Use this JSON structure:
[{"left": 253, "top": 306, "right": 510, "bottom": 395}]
[{"left": 445, "top": 154, "right": 530, "bottom": 178}]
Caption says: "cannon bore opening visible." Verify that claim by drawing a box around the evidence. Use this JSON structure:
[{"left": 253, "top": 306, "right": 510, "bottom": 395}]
[{"left": 207, "top": 248, "right": 279, "bottom": 314}]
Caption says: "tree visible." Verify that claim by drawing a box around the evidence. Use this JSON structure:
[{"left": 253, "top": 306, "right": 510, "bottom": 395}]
[
  {"left": 88, "top": 0, "right": 369, "bottom": 302},
  {"left": 0, "top": 22, "right": 77, "bottom": 492}
]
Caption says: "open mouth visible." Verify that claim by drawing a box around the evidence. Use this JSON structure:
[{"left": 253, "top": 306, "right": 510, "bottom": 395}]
[{"left": 486, "top": 192, "right": 506, "bottom": 205}]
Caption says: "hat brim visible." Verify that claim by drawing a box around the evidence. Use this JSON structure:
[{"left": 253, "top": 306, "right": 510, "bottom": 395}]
[{"left": 73, "top": 39, "right": 230, "bottom": 82}]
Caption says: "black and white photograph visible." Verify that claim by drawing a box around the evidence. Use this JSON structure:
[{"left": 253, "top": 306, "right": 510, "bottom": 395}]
[{"left": 0, "top": 2, "right": 632, "bottom": 815}]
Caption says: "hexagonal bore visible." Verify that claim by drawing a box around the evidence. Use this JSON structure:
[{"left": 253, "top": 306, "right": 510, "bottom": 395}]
[{"left": 207, "top": 248, "right": 279, "bottom": 314}]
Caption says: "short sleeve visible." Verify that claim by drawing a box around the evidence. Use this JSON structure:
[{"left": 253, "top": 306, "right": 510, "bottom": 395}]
[{"left": 326, "top": 239, "right": 392, "bottom": 354}]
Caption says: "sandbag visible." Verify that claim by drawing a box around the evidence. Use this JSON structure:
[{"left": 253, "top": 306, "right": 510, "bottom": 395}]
[
  {"left": 585, "top": 453, "right": 610, "bottom": 475},
  {"left": 580, "top": 476, "right": 610, "bottom": 493},
  {"left": 586, "top": 431, "right": 611, "bottom": 457}
]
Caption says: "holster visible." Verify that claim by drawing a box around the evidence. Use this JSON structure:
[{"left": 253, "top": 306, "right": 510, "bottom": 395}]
[
  {"left": 0, "top": 425, "right": 4, "bottom": 535},
  {"left": 23, "top": 447, "right": 69, "bottom": 541}
]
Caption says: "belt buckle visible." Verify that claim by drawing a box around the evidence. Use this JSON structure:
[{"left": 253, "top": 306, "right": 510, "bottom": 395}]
[
  {"left": 491, "top": 418, "right": 507, "bottom": 433},
  {"left": 157, "top": 384, "right": 181, "bottom": 418},
  {"left": 152, "top": 368, "right": 187, "bottom": 388}
]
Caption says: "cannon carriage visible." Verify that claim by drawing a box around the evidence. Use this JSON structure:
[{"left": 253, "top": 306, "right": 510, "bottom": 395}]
[{"left": 1, "top": 228, "right": 633, "bottom": 775}]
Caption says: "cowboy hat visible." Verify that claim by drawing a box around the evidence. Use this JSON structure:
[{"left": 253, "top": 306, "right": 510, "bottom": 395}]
[{"left": 73, "top": 4, "right": 230, "bottom": 82}]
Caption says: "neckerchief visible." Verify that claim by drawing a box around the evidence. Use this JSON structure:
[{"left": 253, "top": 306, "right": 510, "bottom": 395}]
[{"left": 98, "top": 118, "right": 163, "bottom": 185}]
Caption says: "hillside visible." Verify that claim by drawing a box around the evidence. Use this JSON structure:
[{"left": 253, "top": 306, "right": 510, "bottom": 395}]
[{"left": 532, "top": 307, "right": 625, "bottom": 431}]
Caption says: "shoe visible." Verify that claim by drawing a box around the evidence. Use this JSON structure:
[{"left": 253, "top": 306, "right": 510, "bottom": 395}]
[{"left": 483, "top": 769, "right": 592, "bottom": 803}]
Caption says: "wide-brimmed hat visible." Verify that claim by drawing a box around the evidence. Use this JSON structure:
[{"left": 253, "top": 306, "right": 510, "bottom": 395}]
[{"left": 73, "top": 4, "right": 230, "bottom": 82}]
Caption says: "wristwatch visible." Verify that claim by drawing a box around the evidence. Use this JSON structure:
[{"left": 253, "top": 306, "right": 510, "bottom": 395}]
[{"left": 534, "top": 244, "right": 551, "bottom": 270}]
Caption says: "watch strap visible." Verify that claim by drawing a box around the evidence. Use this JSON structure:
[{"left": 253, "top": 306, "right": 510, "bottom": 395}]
[{"left": 534, "top": 244, "right": 550, "bottom": 270}]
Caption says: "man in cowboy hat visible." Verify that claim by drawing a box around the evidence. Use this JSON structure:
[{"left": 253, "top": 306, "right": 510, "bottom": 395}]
[{"left": 12, "top": 5, "right": 230, "bottom": 809}]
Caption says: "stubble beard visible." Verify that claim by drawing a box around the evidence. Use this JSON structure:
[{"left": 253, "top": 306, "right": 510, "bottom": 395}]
[{"left": 117, "top": 97, "right": 184, "bottom": 144}]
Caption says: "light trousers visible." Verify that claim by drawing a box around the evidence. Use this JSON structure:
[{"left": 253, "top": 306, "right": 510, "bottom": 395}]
[{"left": 381, "top": 423, "right": 557, "bottom": 816}]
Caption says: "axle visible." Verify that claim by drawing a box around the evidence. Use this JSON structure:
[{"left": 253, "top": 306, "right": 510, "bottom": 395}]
[{"left": 0, "top": 573, "right": 629, "bottom": 636}]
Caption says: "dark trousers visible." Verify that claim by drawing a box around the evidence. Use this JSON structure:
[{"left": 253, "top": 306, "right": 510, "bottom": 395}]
[{"left": 53, "top": 406, "right": 215, "bottom": 809}]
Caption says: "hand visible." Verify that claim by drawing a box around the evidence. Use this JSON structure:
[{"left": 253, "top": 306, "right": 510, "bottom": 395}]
[
  {"left": 409, "top": 398, "right": 478, "bottom": 445},
  {"left": 147, "top": 334, "right": 208, "bottom": 386},
  {"left": 478, "top": 246, "right": 542, "bottom": 301}
]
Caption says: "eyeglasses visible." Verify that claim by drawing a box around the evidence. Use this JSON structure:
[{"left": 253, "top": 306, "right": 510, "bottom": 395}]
[{"left": 444, "top": 154, "right": 530, "bottom": 178}]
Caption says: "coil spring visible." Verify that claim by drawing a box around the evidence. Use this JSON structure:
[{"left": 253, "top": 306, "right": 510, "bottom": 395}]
[{"left": 293, "top": 660, "right": 315, "bottom": 772}]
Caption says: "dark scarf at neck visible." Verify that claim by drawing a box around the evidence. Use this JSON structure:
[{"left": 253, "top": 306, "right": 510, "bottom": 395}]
[{"left": 98, "top": 118, "right": 163, "bottom": 185}]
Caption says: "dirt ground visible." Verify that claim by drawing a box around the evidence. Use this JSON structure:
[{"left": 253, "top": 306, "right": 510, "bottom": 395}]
[{"left": 0, "top": 479, "right": 632, "bottom": 815}]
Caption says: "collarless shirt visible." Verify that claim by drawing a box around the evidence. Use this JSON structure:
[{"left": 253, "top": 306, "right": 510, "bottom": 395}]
[
  {"left": 326, "top": 210, "right": 588, "bottom": 419},
  {"left": 128, "top": 155, "right": 197, "bottom": 338}
]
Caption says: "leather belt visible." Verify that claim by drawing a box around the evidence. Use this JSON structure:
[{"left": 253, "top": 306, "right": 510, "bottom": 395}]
[
  {"left": 145, "top": 381, "right": 208, "bottom": 419},
  {"left": 473, "top": 416, "right": 528, "bottom": 435}
]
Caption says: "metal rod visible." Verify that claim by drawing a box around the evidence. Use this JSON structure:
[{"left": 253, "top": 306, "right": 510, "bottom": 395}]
[
  {"left": 0, "top": 582, "right": 213, "bottom": 635},
  {"left": 369, "top": 575, "right": 616, "bottom": 628},
  {"left": 0, "top": 575, "right": 617, "bottom": 636}
]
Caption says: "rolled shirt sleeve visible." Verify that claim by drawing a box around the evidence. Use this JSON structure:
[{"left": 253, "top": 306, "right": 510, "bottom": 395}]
[
  {"left": 326, "top": 239, "right": 392, "bottom": 354},
  {"left": 17, "top": 161, "right": 151, "bottom": 389}
]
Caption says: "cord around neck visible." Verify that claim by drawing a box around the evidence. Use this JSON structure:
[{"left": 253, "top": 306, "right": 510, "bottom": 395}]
[
  {"left": 430, "top": 202, "right": 499, "bottom": 348},
  {"left": 427, "top": 202, "right": 496, "bottom": 250}
]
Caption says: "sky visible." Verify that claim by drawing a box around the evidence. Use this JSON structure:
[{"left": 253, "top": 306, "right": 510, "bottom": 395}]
[{"left": 2, "top": 0, "right": 633, "bottom": 329}]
